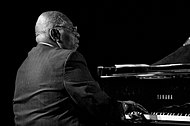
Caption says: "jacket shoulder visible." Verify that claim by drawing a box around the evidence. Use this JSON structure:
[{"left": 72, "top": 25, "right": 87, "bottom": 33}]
[{"left": 67, "top": 51, "right": 87, "bottom": 64}]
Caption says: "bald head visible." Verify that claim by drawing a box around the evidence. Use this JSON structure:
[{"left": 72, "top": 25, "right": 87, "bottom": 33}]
[
  {"left": 35, "top": 11, "right": 73, "bottom": 36},
  {"left": 35, "top": 11, "right": 79, "bottom": 50}
]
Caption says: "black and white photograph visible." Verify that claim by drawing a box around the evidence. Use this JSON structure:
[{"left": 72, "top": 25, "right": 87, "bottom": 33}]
[{"left": 5, "top": 1, "right": 190, "bottom": 125}]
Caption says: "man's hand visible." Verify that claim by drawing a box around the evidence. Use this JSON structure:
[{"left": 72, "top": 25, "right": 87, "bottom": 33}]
[
  {"left": 118, "top": 100, "right": 148, "bottom": 114},
  {"left": 118, "top": 100, "right": 149, "bottom": 123}
]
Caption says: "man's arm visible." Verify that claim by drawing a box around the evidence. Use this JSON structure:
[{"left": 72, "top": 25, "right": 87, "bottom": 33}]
[{"left": 64, "top": 51, "right": 121, "bottom": 124}]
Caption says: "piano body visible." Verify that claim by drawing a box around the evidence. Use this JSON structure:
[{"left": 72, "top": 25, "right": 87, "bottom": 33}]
[{"left": 97, "top": 64, "right": 190, "bottom": 125}]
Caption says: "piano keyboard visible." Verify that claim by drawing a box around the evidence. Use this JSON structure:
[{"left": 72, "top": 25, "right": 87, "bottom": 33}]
[{"left": 125, "top": 113, "right": 190, "bottom": 122}]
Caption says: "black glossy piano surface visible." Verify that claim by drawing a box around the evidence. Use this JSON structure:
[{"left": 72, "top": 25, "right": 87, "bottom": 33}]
[{"left": 97, "top": 64, "right": 190, "bottom": 125}]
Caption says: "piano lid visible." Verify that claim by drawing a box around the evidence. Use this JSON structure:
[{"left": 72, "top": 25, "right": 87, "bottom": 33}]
[
  {"left": 114, "top": 63, "right": 190, "bottom": 69},
  {"left": 114, "top": 63, "right": 187, "bottom": 68},
  {"left": 115, "top": 64, "right": 150, "bottom": 68},
  {"left": 98, "top": 63, "right": 190, "bottom": 79}
]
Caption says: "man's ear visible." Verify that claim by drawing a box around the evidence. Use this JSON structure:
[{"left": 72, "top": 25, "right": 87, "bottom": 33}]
[{"left": 49, "top": 29, "right": 60, "bottom": 41}]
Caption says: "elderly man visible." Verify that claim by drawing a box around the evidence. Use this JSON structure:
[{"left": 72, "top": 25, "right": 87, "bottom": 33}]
[{"left": 13, "top": 11, "right": 147, "bottom": 126}]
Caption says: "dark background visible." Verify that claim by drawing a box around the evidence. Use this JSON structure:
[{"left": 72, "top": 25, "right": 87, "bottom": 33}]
[{"left": 5, "top": 0, "right": 190, "bottom": 125}]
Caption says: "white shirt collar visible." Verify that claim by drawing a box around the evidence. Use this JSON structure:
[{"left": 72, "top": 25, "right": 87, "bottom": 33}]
[{"left": 38, "top": 42, "right": 54, "bottom": 47}]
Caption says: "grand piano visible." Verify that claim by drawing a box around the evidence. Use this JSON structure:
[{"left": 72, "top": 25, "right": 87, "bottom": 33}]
[{"left": 97, "top": 63, "right": 190, "bottom": 125}]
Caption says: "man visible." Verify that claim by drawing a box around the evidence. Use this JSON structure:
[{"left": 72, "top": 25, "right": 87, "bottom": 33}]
[
  {"left": 153, "top": 37, "right": 190, "bottom": 65},
  {"left": 13, "top": 11, "right": 147, "bottom": 126}
]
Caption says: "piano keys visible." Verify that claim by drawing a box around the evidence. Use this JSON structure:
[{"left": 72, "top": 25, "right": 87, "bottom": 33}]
[
  {"left": 125, "top": 113, "right": 190, "bottom": 125},
  {"left": 125, "top": 113, "right": 190, "bottom": 122},
  {"left": 97, "top": 64, "right": 190, "bottom": 125}
]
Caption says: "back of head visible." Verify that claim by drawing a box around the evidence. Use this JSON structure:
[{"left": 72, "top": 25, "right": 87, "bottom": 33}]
[{"left": 35, "top": 11, "right": 73, "bottom": 42}]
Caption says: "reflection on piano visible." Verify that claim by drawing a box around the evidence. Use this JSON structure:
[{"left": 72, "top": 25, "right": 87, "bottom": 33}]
[{"left": 97, "top": 64, "right": 190, "bottom": 125}]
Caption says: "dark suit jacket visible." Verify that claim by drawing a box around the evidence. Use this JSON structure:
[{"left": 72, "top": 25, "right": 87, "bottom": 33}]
[
  {"left": 153, "top": 45, "right": 190, "bottom": 65},
  {"left": 13, "top": 44, "right": 121, "bottom": 126}
]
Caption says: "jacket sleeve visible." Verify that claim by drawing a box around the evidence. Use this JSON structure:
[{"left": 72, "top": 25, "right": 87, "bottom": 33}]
[{"left": 64, "top": 51, "right": 122, "bottom": 124}]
